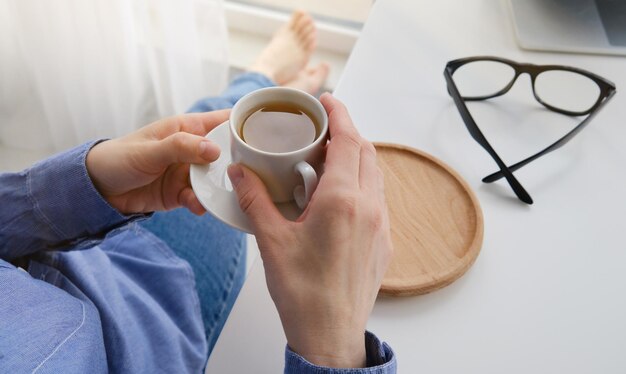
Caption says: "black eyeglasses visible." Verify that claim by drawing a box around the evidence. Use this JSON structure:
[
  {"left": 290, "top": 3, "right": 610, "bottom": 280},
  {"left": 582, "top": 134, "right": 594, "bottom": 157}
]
[{"left": 444, "top": 56, "right": 616, "bottom": 204}]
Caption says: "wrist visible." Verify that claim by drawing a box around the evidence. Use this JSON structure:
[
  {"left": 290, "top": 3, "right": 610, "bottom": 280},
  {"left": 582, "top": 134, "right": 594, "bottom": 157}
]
[
  {"left": 288, "top": 330, "right": 366, "bottom": 368},
  {"left": 85, "top": 140, "right": 110, "bottom": 194},
  {"left": 85, "top": 140, "right": 126, "bottom": 213}
]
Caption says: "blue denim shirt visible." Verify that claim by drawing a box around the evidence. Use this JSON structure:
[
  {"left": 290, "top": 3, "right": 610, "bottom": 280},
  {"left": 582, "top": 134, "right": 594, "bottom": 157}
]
[{"left": 0, "top": 141, "right": 396, "bottom": 373}]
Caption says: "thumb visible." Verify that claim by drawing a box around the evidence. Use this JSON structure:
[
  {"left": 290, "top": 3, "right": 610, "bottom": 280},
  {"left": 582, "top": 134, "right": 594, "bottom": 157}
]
[
  {"left": 227, "top": 164, "right": 287, "bottom": 233},
  {"left": 146, "top": 132, "right": 221, "bottom": 167}
]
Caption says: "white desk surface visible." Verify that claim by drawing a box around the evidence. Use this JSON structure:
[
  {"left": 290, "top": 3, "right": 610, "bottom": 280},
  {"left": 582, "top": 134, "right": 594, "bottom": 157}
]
[{"left": 206, "top": 0, "right": 626, "bottom": 372}]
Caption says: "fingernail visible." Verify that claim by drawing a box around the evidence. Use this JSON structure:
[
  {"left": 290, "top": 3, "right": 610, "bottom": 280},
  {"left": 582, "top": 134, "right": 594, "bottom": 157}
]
[
  {"left": 199, "top": 140, "right": 215, "bottom": 159},
  {"left": 227, "top": 164, "right": 243, "bottom": 187}
]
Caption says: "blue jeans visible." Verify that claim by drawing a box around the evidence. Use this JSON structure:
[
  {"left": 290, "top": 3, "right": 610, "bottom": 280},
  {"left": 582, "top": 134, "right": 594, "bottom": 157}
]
[{"left": 140, "top": 72, "right": 275, "bottom": 355}]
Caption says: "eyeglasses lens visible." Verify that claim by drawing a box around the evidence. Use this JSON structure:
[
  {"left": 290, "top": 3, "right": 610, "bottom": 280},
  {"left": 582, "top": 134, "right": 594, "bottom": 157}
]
[
  {"left": 534, "top": 70, "right": 600, "bottom": 113},
  {"left": 452, "top": 60, "right": 516, "bottom": 98}
]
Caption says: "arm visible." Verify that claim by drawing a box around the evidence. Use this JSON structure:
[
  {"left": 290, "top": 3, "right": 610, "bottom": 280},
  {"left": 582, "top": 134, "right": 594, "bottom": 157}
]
[
  {"left": 229, "top": 93, "right": 396, "bottom": 373},
  {"left": 0, "top": 141, "right": 136, "bottom": 260},
  {"left": 1, "top": 110, "right": 228, "bottom": 261}
]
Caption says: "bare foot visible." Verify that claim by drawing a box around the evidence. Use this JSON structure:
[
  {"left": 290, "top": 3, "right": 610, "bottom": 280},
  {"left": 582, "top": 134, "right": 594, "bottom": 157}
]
[
  {"left": 250, "top": 11, "right": 317, "bottom": 85},
  {"left": 284, "top": 62, "right": 330, "bottom": 95}
]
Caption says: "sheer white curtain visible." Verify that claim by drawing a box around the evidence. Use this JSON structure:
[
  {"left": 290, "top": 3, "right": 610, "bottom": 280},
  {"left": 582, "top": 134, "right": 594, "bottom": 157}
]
[{"left": 0, "top": 0, "right": 229, "bottom": 152}]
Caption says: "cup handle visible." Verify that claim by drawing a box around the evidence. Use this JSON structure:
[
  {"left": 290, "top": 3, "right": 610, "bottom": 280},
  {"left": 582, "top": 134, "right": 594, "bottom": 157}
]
[{"left": 293, "top": 161, "right": 318, "bottom": 209}]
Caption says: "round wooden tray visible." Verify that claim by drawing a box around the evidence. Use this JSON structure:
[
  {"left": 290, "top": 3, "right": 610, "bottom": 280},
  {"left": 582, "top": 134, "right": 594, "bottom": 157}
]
[{"left": 374, "top": 143, "right": 484, "bottom": 296}]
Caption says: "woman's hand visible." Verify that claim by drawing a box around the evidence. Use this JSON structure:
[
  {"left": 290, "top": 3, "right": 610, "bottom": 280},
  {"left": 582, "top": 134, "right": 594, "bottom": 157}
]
[
  {"left": 86, "top": 110, "right": 229, "bottom": 215},
  {"left": 228, "top": 93, "right": 393, "bottom": 368}
]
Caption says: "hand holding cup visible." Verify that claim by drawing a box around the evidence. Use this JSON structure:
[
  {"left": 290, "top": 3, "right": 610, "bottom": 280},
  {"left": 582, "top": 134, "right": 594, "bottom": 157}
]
[{"left": 228, "top": 93, "right": 393, "bottom": 369}]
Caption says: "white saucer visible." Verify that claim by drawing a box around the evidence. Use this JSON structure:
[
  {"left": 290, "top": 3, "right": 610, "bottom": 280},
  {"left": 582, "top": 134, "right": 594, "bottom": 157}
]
[{"left": 190, "top": 121, "right": 302, "bottom": 234}]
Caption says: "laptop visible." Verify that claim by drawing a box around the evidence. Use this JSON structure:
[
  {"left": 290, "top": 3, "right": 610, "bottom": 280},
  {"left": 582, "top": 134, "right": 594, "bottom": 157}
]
[{"left": 508, "top": 0, "right": 626, "bottom": 56}]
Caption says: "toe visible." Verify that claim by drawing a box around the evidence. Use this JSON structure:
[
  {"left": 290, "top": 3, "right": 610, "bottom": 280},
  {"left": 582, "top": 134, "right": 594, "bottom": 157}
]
[
  {"left": 313, "top": 62, "right": 330, "bottom": 77},
  {"left": 303, "top": 34, "right": 316, "bottom": 53},
  {"left": 300, "top": 23, "right": 316, "bottom": 39},
  {"left": 289, "top": 10, "right": 306, "bottom": 29},
  {"left": 294, "top": 13, "right": 314, "bottom": 35},
  {"left": 308, "top": 62, "right": 330, "bottom": 89}
]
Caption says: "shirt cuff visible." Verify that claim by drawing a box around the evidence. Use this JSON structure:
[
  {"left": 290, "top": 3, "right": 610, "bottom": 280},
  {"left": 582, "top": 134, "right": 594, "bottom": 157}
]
[
  {"left": 27, "top": 140, "right": 146, "bottom": 249},
  {"left": 284, "top": 331, "right": 396, "bottom": 374}
]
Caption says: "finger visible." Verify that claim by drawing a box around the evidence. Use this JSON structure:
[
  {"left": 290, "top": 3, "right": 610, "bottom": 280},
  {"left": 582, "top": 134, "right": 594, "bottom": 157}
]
[
  {"left": 146, "top": 132, "right": 221, "bottom": 167},
  {"left": 227, "top": 163, "right": 288, "bottom": 235},
  {"left": 159, "top": 164, "right": 206, "bottom": 214},
  {"left": 358, "top": 139, "right": 379, "bottom": 191},
  {"left": 179, "top": 187, "right": 207, "bottom": 215},
  {"left": 193, "top": 110, "right": 231, "bottom": 135},
  {"left": 377, "top": 168, "right": 386, "bottom": 207},
  {"left": 147, "top": 110, "right": 231, "bottom": 139},
  {"left": 319, "top": 93, "right": 361, "bottom": 186},
  {"left": 159, "top": 164, "right": 191, "bottom": 210}
]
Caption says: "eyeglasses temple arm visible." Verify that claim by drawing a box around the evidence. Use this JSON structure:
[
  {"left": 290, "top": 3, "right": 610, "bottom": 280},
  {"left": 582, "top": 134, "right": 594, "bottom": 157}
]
[
  {"left": 445, "top": 70, "right": 534, "bottom": 204},
  {"left": 482, "top": 92, "right": 615, "bottom": 183}
]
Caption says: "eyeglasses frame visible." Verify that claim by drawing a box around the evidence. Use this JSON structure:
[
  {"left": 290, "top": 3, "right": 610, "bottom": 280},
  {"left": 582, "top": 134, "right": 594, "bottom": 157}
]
[{"left": 444, "top": 56, "right": 616, "bottom": 204}]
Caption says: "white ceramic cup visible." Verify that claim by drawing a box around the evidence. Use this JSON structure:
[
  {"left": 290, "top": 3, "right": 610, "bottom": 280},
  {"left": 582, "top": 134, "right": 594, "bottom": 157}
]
[{"left": 229, "top": 87, "right": 329, "bottom": 209}]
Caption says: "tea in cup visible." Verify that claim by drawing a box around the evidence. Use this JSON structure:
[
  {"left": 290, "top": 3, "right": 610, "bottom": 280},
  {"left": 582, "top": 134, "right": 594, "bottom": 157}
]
[{"left": 229, "top": 87, "right": 329, "bottom": 209}]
